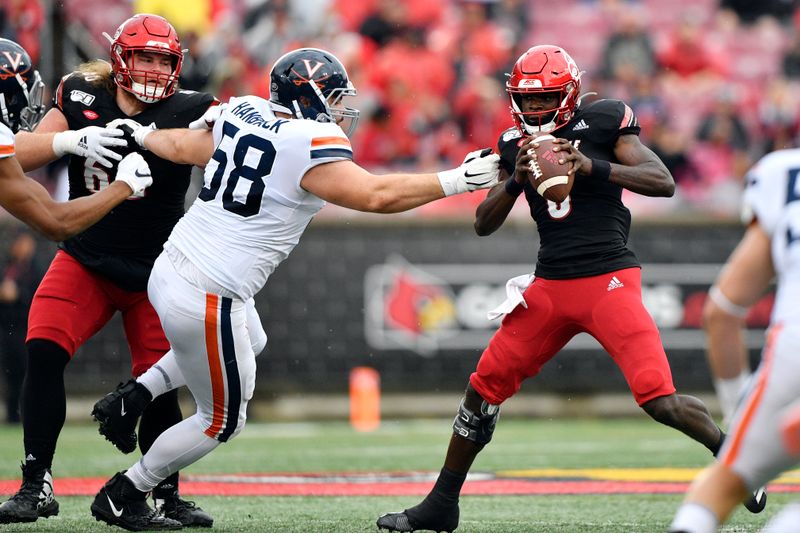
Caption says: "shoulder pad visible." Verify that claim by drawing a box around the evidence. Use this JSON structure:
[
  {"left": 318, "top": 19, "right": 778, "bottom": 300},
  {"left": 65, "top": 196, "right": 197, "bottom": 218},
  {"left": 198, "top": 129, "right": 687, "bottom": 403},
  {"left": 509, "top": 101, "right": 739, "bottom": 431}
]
[
  {"left": 498, "top": 127, "right": 521, "bottom": 150},
  {"left": 55, "top": 73, "right": 99, "bottom": 110},
  {"left": 575, "top": 99, "right": 640, "bottom": 140},
  {"left": 308, "top": 121, "right": 352, "bottom": 161},
  {"left": 581, "top": 99, "right": 638, "bottom": 128},
  {"left": 501, "top": 127, "right": 522, "bottom": 144}
]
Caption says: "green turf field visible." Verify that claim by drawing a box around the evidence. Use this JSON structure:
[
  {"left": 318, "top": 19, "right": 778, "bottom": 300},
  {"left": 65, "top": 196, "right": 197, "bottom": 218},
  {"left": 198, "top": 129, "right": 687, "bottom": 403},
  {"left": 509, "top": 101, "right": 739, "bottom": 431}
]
[{"left": 0, "top": 417, "right": 793, "bottom": 532}]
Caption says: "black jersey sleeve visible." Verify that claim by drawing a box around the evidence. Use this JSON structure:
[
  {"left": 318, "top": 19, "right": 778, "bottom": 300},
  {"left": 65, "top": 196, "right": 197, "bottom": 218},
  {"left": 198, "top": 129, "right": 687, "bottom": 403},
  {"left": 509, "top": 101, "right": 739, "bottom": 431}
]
[
  {"left": 53, "top": 72, "right": 100, "bottom": 114},
  {"left": 496, "top": 126, "right": 522, "bottom": 176},
  {"left": 166, "top": 90, "right": 217, "bottom": 125},
  {"left": 579, "top": 99, "right": 641, "bottom": 145}
]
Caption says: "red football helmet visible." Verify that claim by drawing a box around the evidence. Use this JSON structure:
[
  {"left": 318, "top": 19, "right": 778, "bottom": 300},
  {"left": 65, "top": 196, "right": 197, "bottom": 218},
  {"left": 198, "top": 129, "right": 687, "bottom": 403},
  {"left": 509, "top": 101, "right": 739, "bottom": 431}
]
[
  {"left": 506, "top": 45, "right": 582, "bottom": 135},
  {"left": 104, "top": 14, "right": 183, "bottom": 103}
]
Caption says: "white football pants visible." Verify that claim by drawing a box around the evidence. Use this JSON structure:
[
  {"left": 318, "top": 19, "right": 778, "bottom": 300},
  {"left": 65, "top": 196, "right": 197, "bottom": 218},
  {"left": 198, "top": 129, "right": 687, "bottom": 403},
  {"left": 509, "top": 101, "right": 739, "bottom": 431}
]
[
  {"left": 125, "top": 252, "right": 257, "bottom": 491},
  {"left": 718, "top": 324, "right": 800, "bottom": 490},
  {"left": 138, "top": 297, "right": 266, "bottom": 399}
]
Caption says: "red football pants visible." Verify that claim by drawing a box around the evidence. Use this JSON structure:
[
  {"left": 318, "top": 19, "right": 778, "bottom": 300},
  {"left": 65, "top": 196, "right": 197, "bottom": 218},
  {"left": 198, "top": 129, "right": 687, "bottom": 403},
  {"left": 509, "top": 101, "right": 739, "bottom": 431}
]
[
  {"left": 27, "top": 250, "right": 169, "bottom": 376},
  {"left": 471, "top": 267, "right": 676, "bottom": 406}
]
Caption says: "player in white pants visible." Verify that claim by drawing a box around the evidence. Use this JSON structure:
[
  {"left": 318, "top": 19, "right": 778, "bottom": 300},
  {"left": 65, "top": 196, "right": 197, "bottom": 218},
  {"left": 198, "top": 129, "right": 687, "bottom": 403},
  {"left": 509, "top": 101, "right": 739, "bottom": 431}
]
[
  {"left": 669, "top": 148, "right": 800, "bottom": 533},
  {"left": 134, "top": 295, "right": 267, "bottom": 401},
  {"left": 87, "top": 47, "right": 501, "bottom": 530}
]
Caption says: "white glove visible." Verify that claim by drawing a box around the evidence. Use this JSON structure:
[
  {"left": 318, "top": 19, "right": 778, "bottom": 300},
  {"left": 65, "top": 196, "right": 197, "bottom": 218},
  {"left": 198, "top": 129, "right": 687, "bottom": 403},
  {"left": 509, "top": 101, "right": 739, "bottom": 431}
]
[
  {"left": 437, "top": 148, "right": 501, "bottom": 196},
  {"left": 52, "top": 126, "right": 128, "bottom": 168},
  {"left": 114, "top": 152, "right": 152, "bottom": 198},
  {"left": 106, "top": 118, "right": 156, "bottom": 149},
  {"left": 189, "top": 103, "right": 227, "bottom": 130}
]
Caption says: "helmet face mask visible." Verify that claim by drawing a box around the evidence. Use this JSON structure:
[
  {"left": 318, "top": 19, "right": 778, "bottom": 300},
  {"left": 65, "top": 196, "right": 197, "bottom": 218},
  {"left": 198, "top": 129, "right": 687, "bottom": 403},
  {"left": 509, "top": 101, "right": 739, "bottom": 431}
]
[
  {"left": 269, "top": 48, "right": 360, "bottom": 136},
  {"left": 104, "top": 14, "right": 183, "bottom": 103},
  {"left": 18, "top": 70, "right": 45, "bottom": 131},
  {"left": 0, "top": 38, "right": 45, "bottom": 133},
  {"left": 506, "top": 45, "right": 582, "bottom": 136}
]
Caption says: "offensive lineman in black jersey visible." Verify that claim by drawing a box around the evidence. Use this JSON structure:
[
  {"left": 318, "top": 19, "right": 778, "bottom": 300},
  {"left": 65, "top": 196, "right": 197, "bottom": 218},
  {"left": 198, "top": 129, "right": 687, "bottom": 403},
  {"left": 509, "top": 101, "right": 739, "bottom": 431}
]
[
  {"left": 0, "top": 14, "right": 216, "bottom": 529},
  {"left": 377, "top": 45, "right": 765, "bottom": 532}
]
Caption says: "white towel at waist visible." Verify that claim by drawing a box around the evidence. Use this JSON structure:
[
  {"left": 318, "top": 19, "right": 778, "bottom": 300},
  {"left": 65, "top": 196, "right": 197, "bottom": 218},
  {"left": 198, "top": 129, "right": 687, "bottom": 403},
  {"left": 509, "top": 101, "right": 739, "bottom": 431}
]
[{"left": 487, "top": 273, "right": 535, "bottom": 320}]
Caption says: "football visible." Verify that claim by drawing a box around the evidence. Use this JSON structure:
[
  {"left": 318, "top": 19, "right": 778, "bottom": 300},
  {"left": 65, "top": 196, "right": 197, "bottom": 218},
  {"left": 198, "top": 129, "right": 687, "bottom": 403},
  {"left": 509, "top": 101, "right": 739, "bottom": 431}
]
[{"left": 529, "top": 134, "right": 573, "bottom": 203}]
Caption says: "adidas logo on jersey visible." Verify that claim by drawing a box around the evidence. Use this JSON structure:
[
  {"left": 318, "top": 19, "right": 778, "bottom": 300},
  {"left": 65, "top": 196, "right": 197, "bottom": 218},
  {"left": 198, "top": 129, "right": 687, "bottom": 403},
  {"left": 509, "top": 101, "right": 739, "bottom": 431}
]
[
  {"left": 607, "top": 276, "right": 624, "bottom": 291},
  {"left": 572, "top": 119, "right": 589, "bottom": 131}
]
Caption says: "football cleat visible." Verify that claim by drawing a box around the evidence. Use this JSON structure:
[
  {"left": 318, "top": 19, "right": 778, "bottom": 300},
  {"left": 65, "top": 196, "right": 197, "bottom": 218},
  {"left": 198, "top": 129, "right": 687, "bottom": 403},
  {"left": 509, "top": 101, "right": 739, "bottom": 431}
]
[
  {"left": 743, "top": 485, "right": 767, "bottom": 513},
  {"left": 91, "top": 472, "right": 182, "bottom": 531},
  {"left": 0, "top": 462, "right": 59, "bottom": 523},
  {"left": 376, "top": 503, "right": 459, "bottom": 533},
  {"left": 156, "top": 496, "right": 213, "bottom": 528},
  {"left": 92, "top": 379, "right": 152, "bottom": 454}
]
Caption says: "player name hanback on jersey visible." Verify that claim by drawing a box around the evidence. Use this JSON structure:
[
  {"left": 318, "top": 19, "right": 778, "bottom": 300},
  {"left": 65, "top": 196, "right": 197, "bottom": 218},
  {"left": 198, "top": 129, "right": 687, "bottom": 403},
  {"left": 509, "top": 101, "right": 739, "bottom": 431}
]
[{"left": 228, "top": 101, "right": 284, "bottom": 129}]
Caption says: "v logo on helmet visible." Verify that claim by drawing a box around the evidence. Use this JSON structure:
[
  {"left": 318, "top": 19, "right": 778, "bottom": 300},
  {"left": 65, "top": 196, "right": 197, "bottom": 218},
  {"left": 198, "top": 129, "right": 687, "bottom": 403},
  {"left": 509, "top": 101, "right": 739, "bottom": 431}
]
[
  {"left": 2, "top": 52, "right": 22, "bottom": 70},
  {"left": 302, "top": 59, "right": 324, "bottom": 78}
]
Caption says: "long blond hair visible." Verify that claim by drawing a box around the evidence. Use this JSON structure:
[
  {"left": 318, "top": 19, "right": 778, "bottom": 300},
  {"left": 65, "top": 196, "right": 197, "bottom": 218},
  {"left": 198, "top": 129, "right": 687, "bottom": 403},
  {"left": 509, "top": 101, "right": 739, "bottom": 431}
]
[{"left": 74, "top": 59, "right": 115, "bottom": 93}]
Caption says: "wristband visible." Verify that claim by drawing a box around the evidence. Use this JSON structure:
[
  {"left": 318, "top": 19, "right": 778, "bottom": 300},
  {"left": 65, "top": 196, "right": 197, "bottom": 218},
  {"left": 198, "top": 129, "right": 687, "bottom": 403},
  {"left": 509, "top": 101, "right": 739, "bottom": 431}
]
[
  {"left": 504, "top": 177, "right": 525, "bottom": 197},
  {"left": 590, "top": 159, "right": 611, "bottom": 181},
  {"left": 133, "top": 124, "right": 155, "bottom": 149},
  {"left": 52, "top": 131, "right": 73, "bottom": 157}
]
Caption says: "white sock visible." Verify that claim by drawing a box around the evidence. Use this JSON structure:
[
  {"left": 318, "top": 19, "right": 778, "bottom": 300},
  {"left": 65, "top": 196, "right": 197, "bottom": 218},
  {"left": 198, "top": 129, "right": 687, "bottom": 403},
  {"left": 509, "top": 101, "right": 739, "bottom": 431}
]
[
  {"left": 124, "top": 460, "right": 163, "bottom": 493},
  {"left": 125, "top": 415, "right": 220, "bottom": 492},
  {"left": 761, "top": 503, "right": 800, "bottom": 532},
  {"left": 669, "top": 502, "right": 719, "bottom": 533},
  {"left": 714, "top": 371, "right": 752, "bottom": 426},
  {"left": 136, "top": 349, "right": 186, "bottom": 399}
]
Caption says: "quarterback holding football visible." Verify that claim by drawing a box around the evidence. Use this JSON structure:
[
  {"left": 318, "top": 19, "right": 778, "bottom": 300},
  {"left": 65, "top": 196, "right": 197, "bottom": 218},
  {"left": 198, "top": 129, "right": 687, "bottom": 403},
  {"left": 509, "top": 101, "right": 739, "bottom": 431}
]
[{"left": 377, "top": 44, "right": 766, "bottom": 533}]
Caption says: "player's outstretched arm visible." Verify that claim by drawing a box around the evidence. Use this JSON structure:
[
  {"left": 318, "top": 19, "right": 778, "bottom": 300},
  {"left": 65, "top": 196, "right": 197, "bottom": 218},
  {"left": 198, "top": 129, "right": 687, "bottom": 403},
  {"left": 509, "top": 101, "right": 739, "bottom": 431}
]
[
  {"left": 0, "top": 153, "right": 150, "bottom": 241},
  {"left": 15, "top": 108, "right": 128, "bottom": 171},
  {"left": 139, "top": 127, "right": 215, "bottom": 167},
  {"left": 301, "top": 149, "right": 500, "bottom": 213},
  {"left": 703, "top": 221, "right": 774, "bottom": 422}
]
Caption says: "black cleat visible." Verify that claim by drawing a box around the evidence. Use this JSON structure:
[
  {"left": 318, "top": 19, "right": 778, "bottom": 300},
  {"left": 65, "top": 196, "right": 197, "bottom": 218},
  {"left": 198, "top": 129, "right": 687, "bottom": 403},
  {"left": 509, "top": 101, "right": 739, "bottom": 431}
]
[
  {"left": 91, "top": 472, "right": 182, "bottom": 531},
  {"left": 743, "top": 485, "right": 767, "bottom": 513},
  {"left": 0, "top": 462, "right": 59, "bottom": 523},
  {"left": 377, "top": 503, "right": 459, "bottom": 532},
  {"left": 157, "top": 496, "right": 213, "bottom": 528},
  {"left": 92, "top": 379, "right": 152, "bottom": 454}
]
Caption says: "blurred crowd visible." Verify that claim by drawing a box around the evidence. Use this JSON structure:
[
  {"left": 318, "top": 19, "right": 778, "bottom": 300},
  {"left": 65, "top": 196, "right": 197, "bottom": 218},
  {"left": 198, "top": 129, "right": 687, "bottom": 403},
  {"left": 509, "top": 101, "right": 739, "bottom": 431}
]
[{"left": 4, "top": 0, "right": 800, "bottom": 218}]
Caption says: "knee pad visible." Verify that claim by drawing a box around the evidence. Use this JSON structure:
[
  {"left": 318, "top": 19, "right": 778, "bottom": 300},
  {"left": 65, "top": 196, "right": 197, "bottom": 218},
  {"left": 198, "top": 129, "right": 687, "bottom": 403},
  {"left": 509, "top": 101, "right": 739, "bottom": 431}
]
[{"left": 452, "top": 399, "right": 500, "bottom": 446}]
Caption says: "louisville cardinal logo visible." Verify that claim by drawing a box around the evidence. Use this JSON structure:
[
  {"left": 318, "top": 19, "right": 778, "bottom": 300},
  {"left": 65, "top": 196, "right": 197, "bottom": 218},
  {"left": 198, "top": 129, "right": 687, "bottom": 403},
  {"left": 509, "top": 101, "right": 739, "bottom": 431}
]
[{"left": 385, "top": 272, "right": 456, "bottom": 335}]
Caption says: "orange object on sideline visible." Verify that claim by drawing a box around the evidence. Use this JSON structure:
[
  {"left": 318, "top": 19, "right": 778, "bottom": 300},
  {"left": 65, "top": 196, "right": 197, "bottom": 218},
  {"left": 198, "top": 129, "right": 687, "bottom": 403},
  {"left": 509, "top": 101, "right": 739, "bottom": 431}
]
[{"left": 349, "top": 366, "right": 381, "bottom": 432}]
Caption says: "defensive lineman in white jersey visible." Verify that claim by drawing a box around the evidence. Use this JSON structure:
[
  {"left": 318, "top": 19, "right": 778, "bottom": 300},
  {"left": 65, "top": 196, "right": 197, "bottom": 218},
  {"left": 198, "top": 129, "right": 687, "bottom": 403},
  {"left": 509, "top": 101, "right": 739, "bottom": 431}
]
[
  {"left": 167, "top": 95, "right": 348, "bottom": 301},
  {"left": 88, "top": 47, "right": 502, "bottom": 529},
  {"left": 669, "top": 148, "right": 800, "bottom": 533}
]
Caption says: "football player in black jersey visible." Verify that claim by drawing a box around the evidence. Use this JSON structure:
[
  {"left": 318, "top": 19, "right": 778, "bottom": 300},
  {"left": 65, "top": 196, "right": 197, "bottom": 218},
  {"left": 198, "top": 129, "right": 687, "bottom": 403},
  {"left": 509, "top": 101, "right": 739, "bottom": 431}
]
[
  {"left": 0, "top": 38, "right": 151, "bottom": 241},
  {"left": 377, "top": 45, "right": 765, "bottom": 533},
  {"left": 0, "top": 15, "right": 216, "bottom": 530}
]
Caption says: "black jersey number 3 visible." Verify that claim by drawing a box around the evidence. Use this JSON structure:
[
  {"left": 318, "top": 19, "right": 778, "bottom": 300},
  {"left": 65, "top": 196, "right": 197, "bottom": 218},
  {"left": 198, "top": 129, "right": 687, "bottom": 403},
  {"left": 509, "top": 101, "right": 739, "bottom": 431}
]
[{"left": 199, "top": 121, "right": 276, "bottom": 217}]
